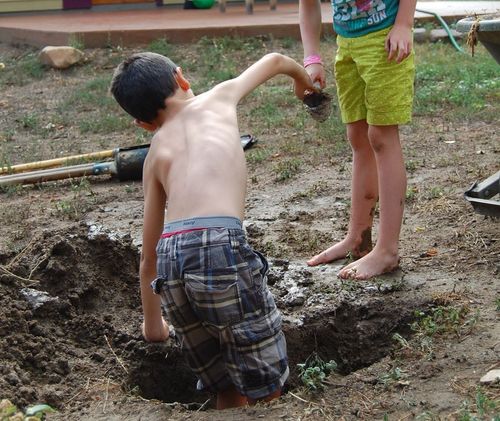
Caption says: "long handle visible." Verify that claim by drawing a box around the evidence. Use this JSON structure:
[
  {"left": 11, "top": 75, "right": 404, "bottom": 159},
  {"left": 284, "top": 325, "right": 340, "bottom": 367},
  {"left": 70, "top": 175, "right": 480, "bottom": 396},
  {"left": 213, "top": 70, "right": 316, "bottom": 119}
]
[
  {"left": 0, "top": 149, "right": 116, "bottom": 175},
  {"left": 0, "top": 162, "right": 116, "bottom": 187}
]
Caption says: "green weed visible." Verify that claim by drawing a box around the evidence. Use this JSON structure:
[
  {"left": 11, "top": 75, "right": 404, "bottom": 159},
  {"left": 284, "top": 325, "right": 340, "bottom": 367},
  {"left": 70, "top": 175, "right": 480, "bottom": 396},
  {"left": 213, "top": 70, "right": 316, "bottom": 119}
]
[
  {"left": 273, "top": 158, "right": 302, "bottom": 181},
  {"left": 54, "top": 178, "right": 96, "bottom": 220},
  {"left": 297, "top": 352, "right": 337, "bottom": 392},
  {"left": 411, "top": 305, "right": 476, "bottom": 339},
  {"left": 406, "top": 186, "right": 419, "bottom": 201},
  {"left": 18, "top": 113, "right": 39, "bottom": 131},
  {"left": 68, "top": 34, "right": 85, "bottom": 50},
  {"left": 425, "top": 186, "right": 444, "bottom": 200},
  {"left": 378, "top": 366, "right": 405, "bottom": 387}
]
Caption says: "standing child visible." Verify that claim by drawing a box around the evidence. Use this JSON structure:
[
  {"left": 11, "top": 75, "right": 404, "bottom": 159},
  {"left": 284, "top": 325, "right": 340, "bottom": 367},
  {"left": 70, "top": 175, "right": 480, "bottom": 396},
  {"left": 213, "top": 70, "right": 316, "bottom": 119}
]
[
  {"left": 299, "top": 0, "right": 416, "bottom": 279},
  {"left": 110, "top": 52, "right": 315, "bottom": 409}
]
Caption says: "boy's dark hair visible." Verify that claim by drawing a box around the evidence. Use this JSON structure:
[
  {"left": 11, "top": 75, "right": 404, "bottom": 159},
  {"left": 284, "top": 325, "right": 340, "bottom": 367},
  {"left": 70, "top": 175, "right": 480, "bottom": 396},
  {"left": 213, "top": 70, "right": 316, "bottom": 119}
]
[{"left": 110, "top": 52, "right": 179, "bottom": 123}]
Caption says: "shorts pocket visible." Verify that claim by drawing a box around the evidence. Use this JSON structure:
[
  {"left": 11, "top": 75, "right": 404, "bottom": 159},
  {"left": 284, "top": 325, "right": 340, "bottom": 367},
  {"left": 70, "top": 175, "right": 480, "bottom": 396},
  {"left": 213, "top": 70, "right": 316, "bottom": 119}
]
[
  {"left": 184, "top": 268, "right": 244, "bottom": 327},
  {"left": 231, "top": 307, "right": 282, "bottom": 347}
]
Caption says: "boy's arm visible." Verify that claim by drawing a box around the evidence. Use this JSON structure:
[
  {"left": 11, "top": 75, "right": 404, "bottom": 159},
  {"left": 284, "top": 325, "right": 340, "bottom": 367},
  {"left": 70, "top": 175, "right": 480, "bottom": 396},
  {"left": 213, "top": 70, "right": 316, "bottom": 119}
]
[
  {"left": 299, "top": 0, "right": 326, "bottom": 88},
  {"left": 222, "top": 53, "right": 315, "bottom": 103},
  {"left": 140, "top": 157, "right": 169, "bottom": 342},
  {"left": 386, "top": 0, "right": 417, "bottom": 63}
]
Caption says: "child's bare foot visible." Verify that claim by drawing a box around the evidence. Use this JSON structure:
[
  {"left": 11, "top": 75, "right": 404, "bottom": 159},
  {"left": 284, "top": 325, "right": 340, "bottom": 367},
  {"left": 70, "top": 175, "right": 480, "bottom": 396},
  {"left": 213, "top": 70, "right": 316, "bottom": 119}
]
[
  {"left": 307, "top": 231, "right": 372, "bottom": 267},
  {"left": 338, "top": 248, "right": 399, "bottom": 280}
]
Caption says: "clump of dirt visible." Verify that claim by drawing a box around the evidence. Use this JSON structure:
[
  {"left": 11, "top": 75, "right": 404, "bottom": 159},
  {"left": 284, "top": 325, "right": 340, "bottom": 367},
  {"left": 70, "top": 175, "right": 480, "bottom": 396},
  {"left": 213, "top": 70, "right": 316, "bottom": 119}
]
[{"left": 302, "top": 89, "right": 333, "bottom": 122}]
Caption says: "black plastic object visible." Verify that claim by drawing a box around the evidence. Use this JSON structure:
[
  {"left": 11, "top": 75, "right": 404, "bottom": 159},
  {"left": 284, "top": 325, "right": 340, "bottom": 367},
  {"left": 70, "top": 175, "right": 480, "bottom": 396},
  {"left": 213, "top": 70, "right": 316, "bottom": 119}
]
[
  {"left": 464, "top": 170, "right": 500, "bottom": 218},
  {"left": 113, "top": 134, "right": 257, "bottom": 182}
]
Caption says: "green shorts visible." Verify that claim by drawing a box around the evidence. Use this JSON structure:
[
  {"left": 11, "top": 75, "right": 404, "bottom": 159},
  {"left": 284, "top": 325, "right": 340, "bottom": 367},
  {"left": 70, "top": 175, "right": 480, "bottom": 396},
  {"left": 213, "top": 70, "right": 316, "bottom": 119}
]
[{"left": 335, "top": 26, "right": 415, "bottom": 126}]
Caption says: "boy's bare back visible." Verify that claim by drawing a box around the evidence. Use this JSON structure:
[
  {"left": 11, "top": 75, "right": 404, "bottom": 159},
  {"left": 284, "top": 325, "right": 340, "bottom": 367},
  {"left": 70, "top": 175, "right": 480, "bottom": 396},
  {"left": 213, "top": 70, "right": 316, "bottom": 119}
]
[{"left": 146, "top": 87, "right": 247, "bottom": 223}]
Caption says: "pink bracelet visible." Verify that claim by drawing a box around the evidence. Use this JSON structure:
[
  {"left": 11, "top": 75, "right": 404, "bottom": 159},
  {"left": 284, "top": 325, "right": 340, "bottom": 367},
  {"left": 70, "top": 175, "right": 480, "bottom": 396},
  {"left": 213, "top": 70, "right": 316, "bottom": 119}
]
[{"left": 303, "top": 54, "right": 323, "bottom": 68}]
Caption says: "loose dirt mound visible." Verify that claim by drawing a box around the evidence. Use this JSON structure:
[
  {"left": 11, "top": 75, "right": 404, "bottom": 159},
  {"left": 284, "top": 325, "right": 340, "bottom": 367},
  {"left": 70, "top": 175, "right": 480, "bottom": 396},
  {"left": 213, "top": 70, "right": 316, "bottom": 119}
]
[{"left": 0, "top": 229, "right": 201, "bottom": 409}]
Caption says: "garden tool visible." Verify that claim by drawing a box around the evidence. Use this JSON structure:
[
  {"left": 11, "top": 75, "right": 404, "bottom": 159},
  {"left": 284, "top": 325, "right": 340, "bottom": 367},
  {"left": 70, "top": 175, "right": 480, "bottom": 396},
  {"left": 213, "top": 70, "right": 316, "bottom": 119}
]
[{"left": 0, "top": 135, "right": 257, "bottom": 187}]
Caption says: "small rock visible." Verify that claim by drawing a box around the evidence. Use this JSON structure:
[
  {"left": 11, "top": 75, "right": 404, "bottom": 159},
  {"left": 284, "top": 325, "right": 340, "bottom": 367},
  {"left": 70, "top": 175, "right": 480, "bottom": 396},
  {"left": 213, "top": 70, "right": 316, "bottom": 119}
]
[
  {"left": 413, "top": 27, "right": 428, "bottom": 43},
  {"left": 480, "top": 369, "right": 500, "bottom": 384},
  {"left": 429, "top": 29, "right": 463, "bottom": 43},
  {"left": 20, "top": 288, "right": 59, "bottom": 310},
  {"left": 38, "top": 46, "right": 84, "bottom": 69}
]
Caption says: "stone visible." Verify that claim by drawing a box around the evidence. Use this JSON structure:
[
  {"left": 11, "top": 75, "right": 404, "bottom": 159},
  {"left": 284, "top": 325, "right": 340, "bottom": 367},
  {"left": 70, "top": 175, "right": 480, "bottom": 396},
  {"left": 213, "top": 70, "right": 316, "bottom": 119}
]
[
  {"left": 429, "top": 28, "right": 463, "bottom": 44},
  {"left": 413, "top": 28, "right": 428, "bottom": 43},
  {"left": 480, "top": 369, "right": 500, "bottom": 384},
  {"left": 38, "top": 46, "right": 84, "bottom": 69}
]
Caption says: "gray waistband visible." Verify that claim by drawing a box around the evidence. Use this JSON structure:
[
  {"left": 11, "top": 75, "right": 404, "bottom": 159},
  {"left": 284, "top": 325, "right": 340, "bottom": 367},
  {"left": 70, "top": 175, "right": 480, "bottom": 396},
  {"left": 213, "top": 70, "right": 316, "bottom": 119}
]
[{"left": 163, "top": 216, "right": 243, "bottom": 233}]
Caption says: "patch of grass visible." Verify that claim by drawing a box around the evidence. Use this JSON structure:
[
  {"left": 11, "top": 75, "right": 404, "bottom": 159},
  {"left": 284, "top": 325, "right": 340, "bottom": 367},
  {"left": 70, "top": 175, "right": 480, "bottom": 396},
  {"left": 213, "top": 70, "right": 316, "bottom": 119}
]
[
  {"left": 451, "top": 386, "right": 500, "bottom": 421},
  {"left": 53, "top": 178, "right": 96, "bottom": 220},
  {"left": 79, "top": 114, "right": 130, "bottom": 134},
  {"left": 273, "top": 158, "right": 302, "bottom": 182},
  {"left": 62, "top": 76, "right": 115, "bottom": 111},
  {"left": 249, "top": 86, "right": 297, "bottom": 129},
  {"left": 0, "top": 52, "right": 47, "bottom": 87},
  {"left": 414, "top": 44, "right": 499, "bottom": 121},
  {"left": 148, "top": 38, "right": 172, "bottom": 56},
  {"left": 246, "top": 147, "right": 271, "bottom": 165},
  {"left": 289, "top": 181, "right": 330, "bottom": 201}
]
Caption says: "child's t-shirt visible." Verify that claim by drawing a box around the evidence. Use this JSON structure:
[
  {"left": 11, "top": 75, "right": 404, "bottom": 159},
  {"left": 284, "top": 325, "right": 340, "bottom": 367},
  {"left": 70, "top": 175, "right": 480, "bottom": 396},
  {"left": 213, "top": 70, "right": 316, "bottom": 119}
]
[{"left": 332, "top": 0, "right": 399, "bottom": 38}]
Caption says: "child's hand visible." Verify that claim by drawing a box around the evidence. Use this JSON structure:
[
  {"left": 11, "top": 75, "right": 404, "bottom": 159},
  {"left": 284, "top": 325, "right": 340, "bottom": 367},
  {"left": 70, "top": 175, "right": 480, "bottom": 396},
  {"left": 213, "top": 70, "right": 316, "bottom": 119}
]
[
  {"left": 142, "top": 318, "right": 169, "bottom": 342},
  {"left": 293, "top": 68, "right": 319, "bottom": 100},
  {"left": 385, "top": 25, "right": 413, "bottom": 63},
  {"left": 305, "top": 63, "right": 326, "bottom": 90}
]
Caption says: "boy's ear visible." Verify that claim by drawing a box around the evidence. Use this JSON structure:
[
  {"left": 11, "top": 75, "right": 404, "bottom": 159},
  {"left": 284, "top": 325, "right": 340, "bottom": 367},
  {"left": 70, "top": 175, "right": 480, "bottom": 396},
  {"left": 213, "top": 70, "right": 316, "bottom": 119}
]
[
  {"left": 175, "top": 67, "right": 191, "bottom": 91},
  {"left": 134, "top": 119, "right": 158, "bottom": 132}
]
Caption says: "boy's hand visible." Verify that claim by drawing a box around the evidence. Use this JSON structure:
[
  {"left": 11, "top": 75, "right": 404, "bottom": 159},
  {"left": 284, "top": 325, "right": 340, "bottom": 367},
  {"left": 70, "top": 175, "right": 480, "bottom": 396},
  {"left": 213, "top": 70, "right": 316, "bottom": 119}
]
[
  {"left": 142, "top": 318, "right": 169, "bottom": 342},
  {"left": 293, "top": 67, "right": 319, "bottom": 100},
  {"left": 385, "top": 25, "right": 413, "bottom": 63}
]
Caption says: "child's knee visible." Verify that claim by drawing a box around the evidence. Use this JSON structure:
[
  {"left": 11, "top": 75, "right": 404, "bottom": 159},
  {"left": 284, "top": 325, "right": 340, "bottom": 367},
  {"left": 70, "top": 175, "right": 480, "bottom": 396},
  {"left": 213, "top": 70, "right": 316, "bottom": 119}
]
[{"left": 367, "top": 125, "right": 399, "bottom": 152}]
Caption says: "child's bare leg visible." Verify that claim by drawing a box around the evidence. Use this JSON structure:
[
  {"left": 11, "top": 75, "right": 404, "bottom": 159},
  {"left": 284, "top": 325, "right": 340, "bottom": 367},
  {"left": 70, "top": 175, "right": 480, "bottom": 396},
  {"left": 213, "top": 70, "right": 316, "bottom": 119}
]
[
  {"left": 339, "top": 124, "right": 405, "bottom": 280},
  {"left": 216, "top": 385, "right": 248, "bottom": 409},
  {"left": 308, "top": 120, "right": 378, "bottom": 266},
  {"left": 247, "top": 389, "right": 281, "bottom": 405}
]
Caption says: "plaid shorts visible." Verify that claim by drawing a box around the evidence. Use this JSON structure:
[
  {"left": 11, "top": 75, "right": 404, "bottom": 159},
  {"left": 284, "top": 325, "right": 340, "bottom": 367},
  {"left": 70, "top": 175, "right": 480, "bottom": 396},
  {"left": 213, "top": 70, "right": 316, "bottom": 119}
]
[{"left": 152, "top": 217, "right": 289, "bottom": 399}]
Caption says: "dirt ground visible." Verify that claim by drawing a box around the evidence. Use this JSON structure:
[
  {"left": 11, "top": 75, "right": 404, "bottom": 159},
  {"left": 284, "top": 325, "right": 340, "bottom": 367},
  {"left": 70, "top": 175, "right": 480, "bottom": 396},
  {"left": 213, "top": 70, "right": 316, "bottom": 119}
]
[{"left": 0, "top": 38, "right": 499, "bottom": 420}]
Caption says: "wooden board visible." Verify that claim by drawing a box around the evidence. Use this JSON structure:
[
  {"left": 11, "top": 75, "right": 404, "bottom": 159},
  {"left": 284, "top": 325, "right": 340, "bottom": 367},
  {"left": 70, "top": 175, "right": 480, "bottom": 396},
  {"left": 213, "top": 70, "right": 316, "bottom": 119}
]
[
  {"left": 92, "top": 0, "right": 152, "bottom": 4},
  {"left": 0, "top": 0, "right": 62, "bottom": 12}
]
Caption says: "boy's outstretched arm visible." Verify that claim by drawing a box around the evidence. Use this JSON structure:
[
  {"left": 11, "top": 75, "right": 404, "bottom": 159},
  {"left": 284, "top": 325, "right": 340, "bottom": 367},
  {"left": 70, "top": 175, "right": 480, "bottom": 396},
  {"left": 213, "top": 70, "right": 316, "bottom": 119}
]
[
  {"left": 386, "top": 0, "right": 417, "bottom": 63},
  {"left": 223, "top": 53, "right": 315, "bottom": 103},
  {"left": 140, "top": 156, "right": 169, "bottom": 342}
]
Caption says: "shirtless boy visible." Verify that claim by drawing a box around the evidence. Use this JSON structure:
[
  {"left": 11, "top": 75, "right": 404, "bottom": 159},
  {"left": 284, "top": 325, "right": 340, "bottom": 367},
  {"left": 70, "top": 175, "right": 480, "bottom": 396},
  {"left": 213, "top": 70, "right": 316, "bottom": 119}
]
[{"left": 110, "top": 52, "right": 314, "bottom": 409}]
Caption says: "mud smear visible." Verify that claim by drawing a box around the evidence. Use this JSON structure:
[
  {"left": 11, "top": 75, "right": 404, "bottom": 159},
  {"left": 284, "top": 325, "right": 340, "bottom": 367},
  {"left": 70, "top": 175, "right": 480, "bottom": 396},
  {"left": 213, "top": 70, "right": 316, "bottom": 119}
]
[{"left": 0, "top": 228, "right": 431, "bottom": 410}]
